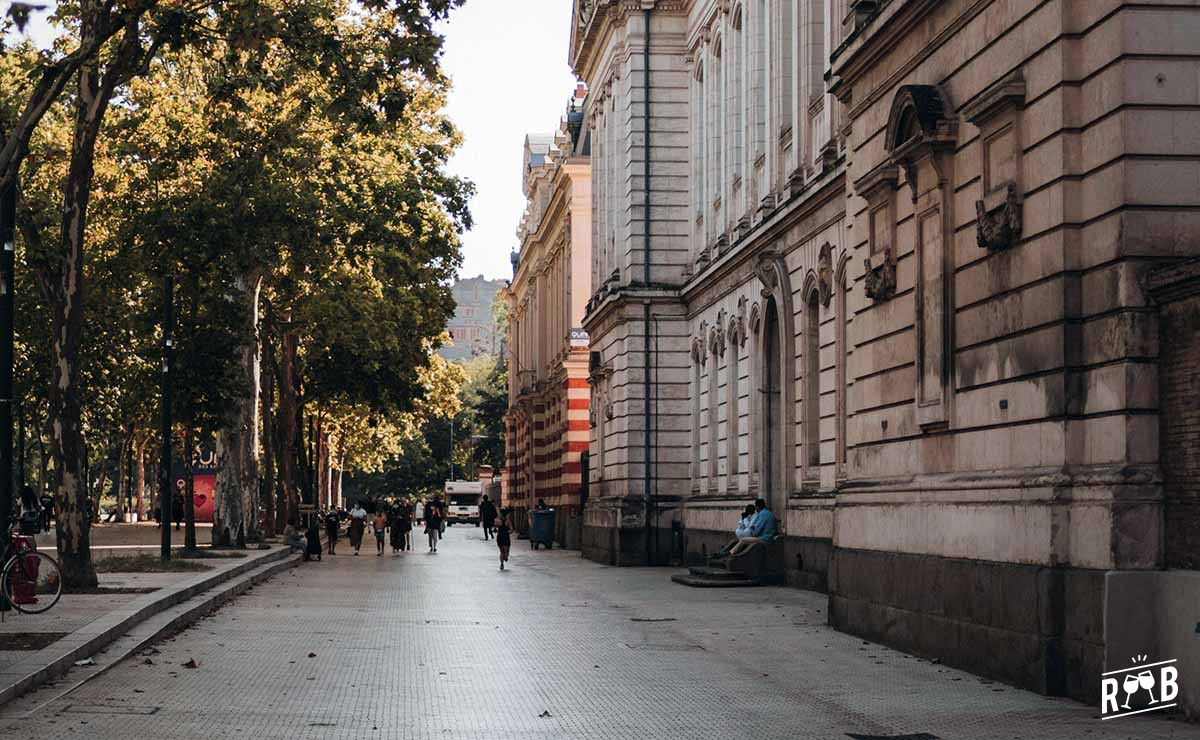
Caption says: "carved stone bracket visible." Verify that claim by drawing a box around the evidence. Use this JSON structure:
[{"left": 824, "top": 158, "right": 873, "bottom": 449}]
[
  {"left": 863, "top": 252, "right": 896, "bottom": 302},
  {"left": 976, "top": 182, "right": 1022, "bottom": 252},
  {"left": 817, "top": 243, "right": 834, "bottom": 308}
]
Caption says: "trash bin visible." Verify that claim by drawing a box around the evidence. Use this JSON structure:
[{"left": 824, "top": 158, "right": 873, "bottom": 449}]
[{"left": 528, "top": 509, "right": 556, "bottom": 550}]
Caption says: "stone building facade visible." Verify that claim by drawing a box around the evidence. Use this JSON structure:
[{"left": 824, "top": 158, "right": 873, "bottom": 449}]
[
  {"left": 439, "top": 275, "right": 506, "bottom": 361},
  {"left": 502, "top": 95, "right": 593, "bottom": 546},
  {"left": 571, "top": 0, "right": 1200, "bottom": 712}
]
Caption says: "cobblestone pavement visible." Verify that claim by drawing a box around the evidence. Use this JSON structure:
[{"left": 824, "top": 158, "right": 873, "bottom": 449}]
[{"left": 1, "top": 527, "right": 1193, "bottom": 739}]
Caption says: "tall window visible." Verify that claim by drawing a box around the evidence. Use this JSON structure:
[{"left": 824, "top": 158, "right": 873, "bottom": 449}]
[
  {"left": 835, "top": 268, "right": 848, "bottom": 475},
  {"left": 804, "top": 289, "right": 820, "bottom": 472},
  {"left": 691, "top": 347, "right": 702, "bottom": 485},
  {"left": 708, "top": 339, "right": 720, "bottom": 483},
  {"left": 752, "top": 0, "right": 768, "bottom": 156},
  {"left": 762, "top": 298, "right": 782, "bottom": 512},
  {"left": 728, "top": 11, "right": 744, "bottom": 201},
  {"left": 807, "top": 0, "right": 826, "bottom": 99},
  {"left": 693, "top": 64, "right": 706, "bottom": 254},
  {"left": 776, "top": 0, "right": 793, "bottom": 138},
  {"left": 709, "top": 40, "right": 723, "bottom": 220},
  {"left": 726, "top": 324, "right": 740, "bottom": 490}
]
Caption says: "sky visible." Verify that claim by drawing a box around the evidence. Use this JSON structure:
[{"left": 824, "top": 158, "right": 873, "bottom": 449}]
[
  {"left": 439, "top": 1, "right": 579, "bottom": 282},
  {"left": 11, "top": 0, "right": 580, "bottom": 284}
]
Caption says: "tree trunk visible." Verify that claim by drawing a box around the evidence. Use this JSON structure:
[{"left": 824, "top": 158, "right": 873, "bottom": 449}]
[
  {"left": 35, "top": 399, "right": 48, "bottom": 496},
  {"left": 277, "top": 325, "right": 299, "bottom": 525},
  {"left": 40, "top": 13, "right": 153, "bottom": 589},
  {"left": 260, "top": 330, "right": 276, "bottom": 537},
  {"left": 134, "top": 436, "right": 146, "bottom": 520},
  {"left": 213, "top": 272, "right": 263, "bottom": 547},
  {"left": 183, "top": 426, "right": 197, "bottom": 550}
]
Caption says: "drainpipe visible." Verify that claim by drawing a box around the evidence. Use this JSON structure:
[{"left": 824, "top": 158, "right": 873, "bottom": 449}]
[{"left": 642, "top": 6, "right": 654, "bottom": 566}]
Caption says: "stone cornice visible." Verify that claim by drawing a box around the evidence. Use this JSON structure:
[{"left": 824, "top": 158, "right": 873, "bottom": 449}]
[
  {"left": 571, "top": 0, "right": 690, "bottom": 81},
  {"left": 680, "top": 165, "right": 846, "bottom": 308}
]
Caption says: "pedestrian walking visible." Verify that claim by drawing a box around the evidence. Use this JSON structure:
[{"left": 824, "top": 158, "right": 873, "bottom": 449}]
[
  {"left": 373, "top": 509, "right": 387, "bottom": 556},
  {"left": 304, "top": 518, "right": 323, "bottom": 562},
  {"left": 398, "top": 500, "right": 413, "bottom": 551},
  {"left": 480, "top": 494, "right": 497, "bottom": 541},
  {"left": 38, "top": 490, "right": 54, "bottom": 532},
  {"left": 496, "top": 507, "right": 512, "bottom": 570},
  {"left": 348, "top": 501, "right": 368, "bottom": 555},
  {"left": 389, "top": 503, "right": 405, "bottom": 554},
  {"left": 324, "top": 508, "right": 340, "bottom": 555},
  {"left": 425, "top": 501, "right": 442, "bottom": 553}
]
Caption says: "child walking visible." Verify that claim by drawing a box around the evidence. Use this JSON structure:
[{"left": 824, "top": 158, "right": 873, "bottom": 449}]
[
  {"left": 496, "top": 507, "right": 512, "bottom": 570},
  {"left": 373, "top": 510, "right": 387, "bottom": 556}
]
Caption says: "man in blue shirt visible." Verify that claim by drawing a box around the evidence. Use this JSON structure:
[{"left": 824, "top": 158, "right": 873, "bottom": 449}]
[{"left": 729, "top": 498, "right": 777, "bottom": 556}]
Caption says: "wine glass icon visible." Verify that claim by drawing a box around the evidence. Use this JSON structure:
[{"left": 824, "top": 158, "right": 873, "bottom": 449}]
[
  {"left": 1122, "top": 673, "right": 1141, "bottom": 709},
  {"left": 1139, "top": 669, "right": 1158, "bottom": 704}
]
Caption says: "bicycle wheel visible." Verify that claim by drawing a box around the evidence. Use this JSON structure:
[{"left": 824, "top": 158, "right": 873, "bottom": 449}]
[{"left": 2, "top": 551, "right": 64, "bottom": 614}]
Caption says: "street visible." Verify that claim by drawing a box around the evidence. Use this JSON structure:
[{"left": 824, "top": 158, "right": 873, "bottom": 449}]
[{"left": 1, "top": 527, "right": 1192, "bottom": 740}]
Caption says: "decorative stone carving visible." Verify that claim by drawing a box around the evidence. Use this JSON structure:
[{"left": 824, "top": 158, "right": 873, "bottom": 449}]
[
  {"left": 863, "top": 254, "right": 896, "bottom": 302},
  {"left": 735, "top": 295, "right": 748, "bottom": 346},
  {"left": 756, "top": 252, "right": 780, "bottom": 298},
  {"left": 748, "top": 301, "right": 761, "bottom": 335},
  {"left": 817, "top": 243, "right": 834, "bottom": 308},
  {"left": 975, "top": 182, "right": 1022, "bottom": 252}
]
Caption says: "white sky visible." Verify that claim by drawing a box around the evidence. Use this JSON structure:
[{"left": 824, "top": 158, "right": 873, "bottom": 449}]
[
  {"left": 440, "top": 1, "right": 578, "bottom": 281},
  {"left": 10, "top": 1, "right": 580, "bottom": 283}
]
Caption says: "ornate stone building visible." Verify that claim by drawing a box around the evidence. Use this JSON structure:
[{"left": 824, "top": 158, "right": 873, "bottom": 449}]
[
  {"left": 438, "top": 275, "right": 506, "bottom": 361},
  {"left": 502, "top": 92, "right": 593, "bottom": 545},
  {"left": 572, "top": 0, "right": 1200, "bottom": 712}
]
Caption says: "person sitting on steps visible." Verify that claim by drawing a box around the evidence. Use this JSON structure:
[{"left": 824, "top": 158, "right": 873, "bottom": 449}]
[
  {"left": 727, "top": 498, "right": 778, "bottom": 557},
  {"left": 715, "top": 504, "right": 758, "bottom": 559}
]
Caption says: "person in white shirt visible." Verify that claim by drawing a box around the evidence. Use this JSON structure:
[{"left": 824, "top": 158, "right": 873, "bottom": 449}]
[{"left": 348, "top": 503, "right": 368, "bottom": 555}]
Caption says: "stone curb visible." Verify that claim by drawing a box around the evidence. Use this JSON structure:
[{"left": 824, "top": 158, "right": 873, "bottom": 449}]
[{"left": 0, "top": 546, "right": 297, "bottom": 708}]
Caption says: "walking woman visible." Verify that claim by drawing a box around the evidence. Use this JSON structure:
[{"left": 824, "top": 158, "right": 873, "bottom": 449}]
[
  {"left": 496, "top": 507, "right": 512, "bottom": 570},
  {"left": 425, "top": 500, "right": 442, "bottom": 552},
  {"left": 348, "top": 501, "right": 367, "bottom": 555}
]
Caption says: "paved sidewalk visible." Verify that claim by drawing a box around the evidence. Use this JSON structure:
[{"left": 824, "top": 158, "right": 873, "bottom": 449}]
[
  {"left": 0, "top": 572, "right": 189, "bottom": 673},
  {"left": 0, "top": 527, "right": 1194, "bottom": 739}
]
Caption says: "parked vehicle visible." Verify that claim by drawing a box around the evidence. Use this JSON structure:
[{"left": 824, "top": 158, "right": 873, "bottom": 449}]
[{"left": 444, "top": 480, "right": 482, "bottom": 526}]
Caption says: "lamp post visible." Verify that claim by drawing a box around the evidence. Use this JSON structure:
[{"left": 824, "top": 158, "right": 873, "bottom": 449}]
[
  {"left": 159, "top": 273, "right": 174, "bottom": 561},
  {"left": 0, "top": 174, "right": 14, "bottom": 539}
]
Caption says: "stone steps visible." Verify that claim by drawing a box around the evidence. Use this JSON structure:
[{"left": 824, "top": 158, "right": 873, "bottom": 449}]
[{"left": 671, "top": 566, "right": 762, "bottom": 588}]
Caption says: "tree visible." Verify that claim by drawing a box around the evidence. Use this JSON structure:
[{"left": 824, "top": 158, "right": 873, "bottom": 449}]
[{"left": 4, "top": 0, "right": 471, "bottom": 580}]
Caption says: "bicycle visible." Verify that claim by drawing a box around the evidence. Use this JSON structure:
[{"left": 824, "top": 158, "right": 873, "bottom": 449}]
[{"left": 1, "top": 515, "right": 64, "bottom": 615}]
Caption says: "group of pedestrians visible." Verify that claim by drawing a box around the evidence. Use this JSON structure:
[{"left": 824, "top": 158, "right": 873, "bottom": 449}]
[{"left": 284, "top": 495, "right": 516, "bottom": 570}]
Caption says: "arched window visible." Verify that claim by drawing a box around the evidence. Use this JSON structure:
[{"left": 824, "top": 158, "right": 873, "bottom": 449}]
[
  {"left": 691, "top": 341, "right": 702, "bottom": 486},
  {"left": 709, "top": 39, "right": 723, "bottom": 240},
  {"left": 692, "top": 62, "right": 706, "bottom": 258},
  {"left": 708, "top": 333, "right": 721, "bottom": 484},
  {"left": 835, "top": 261, "right": 848, "bottom": 477},
  {"left": 762, "top": 298, "right": 782, "bottom": 507},
  {"left": 726, "top": 319, "right": 740, "bottom": 491},
  {"left": 804, "top": 287, "right": 821, "bottom": 474}
]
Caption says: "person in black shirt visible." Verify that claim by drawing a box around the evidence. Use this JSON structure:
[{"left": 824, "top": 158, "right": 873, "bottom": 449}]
[
  {"left": 38, "top": 491, "right": 54, "bottom": 532},
  {"left": 324, "top": 508, "right": 340, "bottom": 555},
  {"left": 479, "top": 495, "right": 498, "bottom": 541}
]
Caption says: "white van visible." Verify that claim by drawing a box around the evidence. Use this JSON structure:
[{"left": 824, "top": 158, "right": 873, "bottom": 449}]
[{"left": 444, "top": 480, "right": 482, "bottom": 526}]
